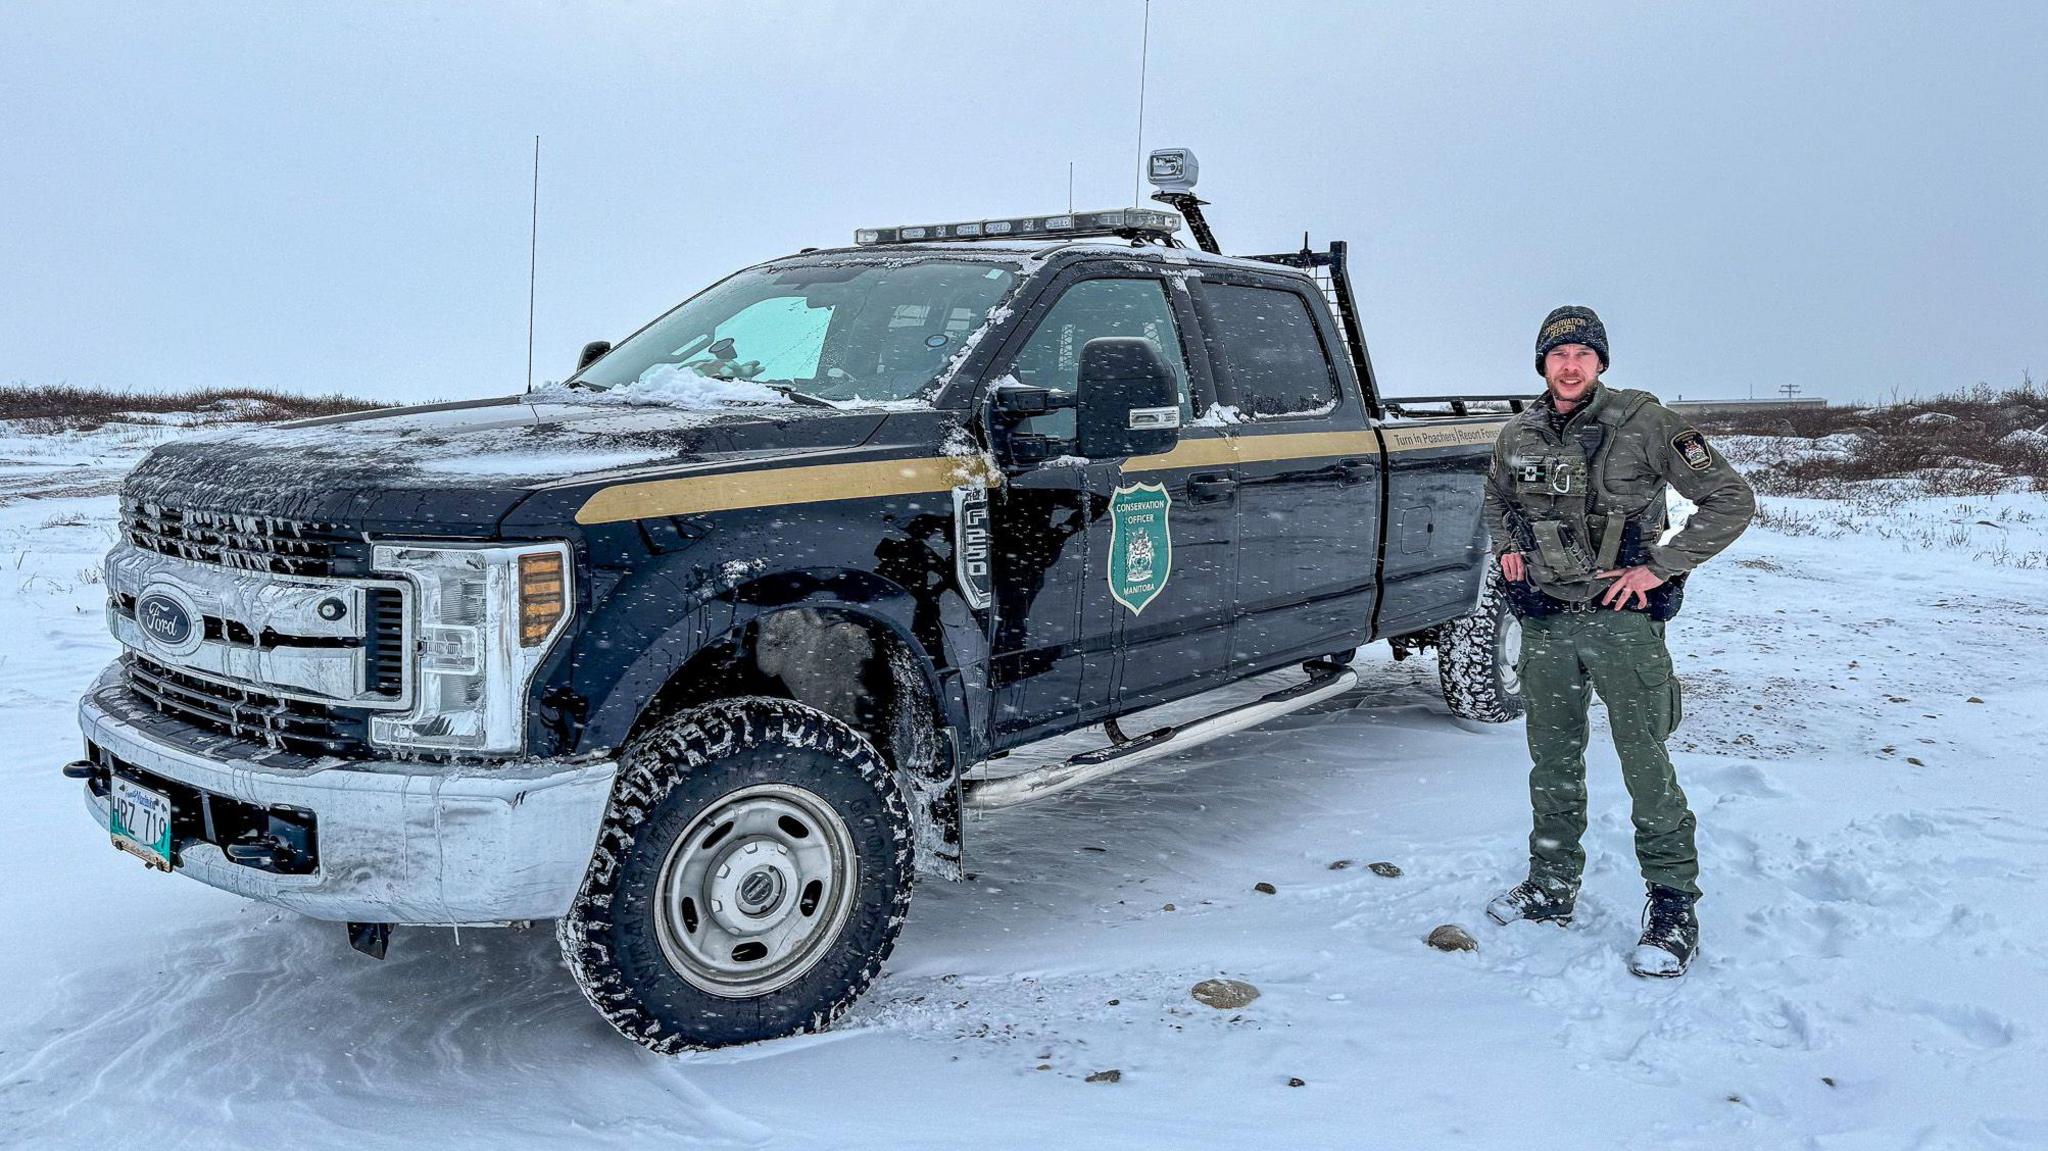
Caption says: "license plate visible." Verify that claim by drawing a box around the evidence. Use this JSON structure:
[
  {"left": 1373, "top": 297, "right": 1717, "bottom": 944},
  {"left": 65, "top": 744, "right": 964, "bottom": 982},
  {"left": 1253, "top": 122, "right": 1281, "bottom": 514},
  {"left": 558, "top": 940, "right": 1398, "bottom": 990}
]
[{"left": 109, "top": 776, "right": 174, "bottom": 871}]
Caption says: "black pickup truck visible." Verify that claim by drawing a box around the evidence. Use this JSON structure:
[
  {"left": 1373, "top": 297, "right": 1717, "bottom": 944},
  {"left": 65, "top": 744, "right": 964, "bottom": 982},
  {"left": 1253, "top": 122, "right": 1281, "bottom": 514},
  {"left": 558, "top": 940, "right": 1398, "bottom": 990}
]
[{"left": 68, "top": 201, "right": 1523, "bottom": 1052}]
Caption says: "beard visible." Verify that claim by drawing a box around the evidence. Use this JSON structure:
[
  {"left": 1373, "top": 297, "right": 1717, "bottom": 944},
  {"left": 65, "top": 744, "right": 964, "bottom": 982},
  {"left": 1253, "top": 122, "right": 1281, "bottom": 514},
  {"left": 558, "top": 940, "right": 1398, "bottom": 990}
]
[{"left": 1546, "top": 374, "right": 1596, "bottom": 407}]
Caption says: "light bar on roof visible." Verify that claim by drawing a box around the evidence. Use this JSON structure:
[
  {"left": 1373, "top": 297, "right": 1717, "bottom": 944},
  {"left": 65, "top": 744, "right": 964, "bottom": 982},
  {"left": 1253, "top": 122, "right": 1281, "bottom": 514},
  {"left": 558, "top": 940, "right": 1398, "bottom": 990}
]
[{"left": 854, "top": 208, "right": 1182, "bottom": 246}]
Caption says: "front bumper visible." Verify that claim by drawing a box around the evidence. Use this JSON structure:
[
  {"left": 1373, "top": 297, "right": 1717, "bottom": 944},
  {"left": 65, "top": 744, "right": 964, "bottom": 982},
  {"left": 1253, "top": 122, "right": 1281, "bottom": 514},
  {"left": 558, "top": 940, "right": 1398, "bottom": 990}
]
[{"left": 78, "top": 666, "right": 617, "bottom": 925}]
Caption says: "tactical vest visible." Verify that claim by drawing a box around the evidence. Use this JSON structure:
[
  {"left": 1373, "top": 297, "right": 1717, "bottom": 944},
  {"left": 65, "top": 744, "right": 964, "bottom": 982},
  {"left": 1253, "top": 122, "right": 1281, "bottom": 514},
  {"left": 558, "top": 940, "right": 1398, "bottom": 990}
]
[{"left": 1498, "top": 387, "right": 1682, "bottom": 615}]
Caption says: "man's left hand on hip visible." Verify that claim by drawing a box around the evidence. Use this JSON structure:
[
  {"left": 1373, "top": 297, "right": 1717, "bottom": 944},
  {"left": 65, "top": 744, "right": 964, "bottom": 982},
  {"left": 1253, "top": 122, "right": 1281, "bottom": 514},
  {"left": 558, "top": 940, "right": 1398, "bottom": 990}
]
[{"left": 1596, "top": 564, "right": 1667, "bottom": 611}]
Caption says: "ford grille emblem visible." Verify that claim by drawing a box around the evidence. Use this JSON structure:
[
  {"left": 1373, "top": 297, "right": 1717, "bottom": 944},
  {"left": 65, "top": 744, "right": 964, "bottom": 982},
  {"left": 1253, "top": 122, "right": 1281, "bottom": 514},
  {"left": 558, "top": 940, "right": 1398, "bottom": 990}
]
[{"left": 136, "top": 588, "right": 201, "bottom": 655}]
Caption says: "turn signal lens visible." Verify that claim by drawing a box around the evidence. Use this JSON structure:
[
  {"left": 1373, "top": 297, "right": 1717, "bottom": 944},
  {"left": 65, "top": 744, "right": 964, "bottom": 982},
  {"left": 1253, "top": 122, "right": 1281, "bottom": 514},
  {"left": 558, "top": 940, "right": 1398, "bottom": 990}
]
[
  {"left": 519, "top": 552, "right": 565, "bottom": 647},
  {"left": 372, "top": 540, "right": 575, "bottom": 754}
]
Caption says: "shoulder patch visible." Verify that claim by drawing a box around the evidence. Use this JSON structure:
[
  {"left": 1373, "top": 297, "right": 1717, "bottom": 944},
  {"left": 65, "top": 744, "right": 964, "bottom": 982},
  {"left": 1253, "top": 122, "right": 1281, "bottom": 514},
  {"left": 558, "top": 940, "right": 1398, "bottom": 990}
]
[{"left": 1671, "top": 428, "right": 1713, "bottom": 472}]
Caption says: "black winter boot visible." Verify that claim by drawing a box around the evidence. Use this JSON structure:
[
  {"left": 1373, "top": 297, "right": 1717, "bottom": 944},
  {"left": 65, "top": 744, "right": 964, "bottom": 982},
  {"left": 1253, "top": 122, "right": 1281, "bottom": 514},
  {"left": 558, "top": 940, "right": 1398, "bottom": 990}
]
[
  {"left": 1629, "top": 885, "right": 1700, "bottom": 977},
  {"left": 1485, "top": 877, "right": 1576, "bottom": 926}
]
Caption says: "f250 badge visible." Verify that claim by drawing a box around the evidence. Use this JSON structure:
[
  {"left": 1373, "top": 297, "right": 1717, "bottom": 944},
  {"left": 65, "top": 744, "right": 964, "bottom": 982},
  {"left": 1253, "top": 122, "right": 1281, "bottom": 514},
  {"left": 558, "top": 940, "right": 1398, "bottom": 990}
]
[
  {"left": 1108, "top": 482, "right": 1173, "bottom": 615},
  {"left": 951, "top": 487, "right": 992, "bottom": 610}
]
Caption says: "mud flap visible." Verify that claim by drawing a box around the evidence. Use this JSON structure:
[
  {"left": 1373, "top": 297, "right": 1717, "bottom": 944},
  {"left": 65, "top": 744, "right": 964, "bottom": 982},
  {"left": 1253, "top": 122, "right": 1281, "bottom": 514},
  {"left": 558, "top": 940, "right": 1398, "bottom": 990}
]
[{"left": 347, "top": 921, "right": 392, "bottom": 960}]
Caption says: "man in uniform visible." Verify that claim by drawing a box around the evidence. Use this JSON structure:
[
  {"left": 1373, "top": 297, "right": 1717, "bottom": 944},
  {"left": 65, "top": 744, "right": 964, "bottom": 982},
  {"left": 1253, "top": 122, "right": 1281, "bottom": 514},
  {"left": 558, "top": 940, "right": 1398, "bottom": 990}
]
[{"left": 1481, "top": 305, "right": 1755, "bottom": 977}]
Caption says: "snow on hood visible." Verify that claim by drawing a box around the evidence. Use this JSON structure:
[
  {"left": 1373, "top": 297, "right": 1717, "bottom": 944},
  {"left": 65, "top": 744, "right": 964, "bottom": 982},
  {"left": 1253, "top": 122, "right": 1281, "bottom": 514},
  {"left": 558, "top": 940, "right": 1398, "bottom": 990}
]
[
  {"left": 124, "top": 392, "right": 895, "bottom": 534},
  {"left": 163, "top": 391, "right": 878, "bottom": 487}
]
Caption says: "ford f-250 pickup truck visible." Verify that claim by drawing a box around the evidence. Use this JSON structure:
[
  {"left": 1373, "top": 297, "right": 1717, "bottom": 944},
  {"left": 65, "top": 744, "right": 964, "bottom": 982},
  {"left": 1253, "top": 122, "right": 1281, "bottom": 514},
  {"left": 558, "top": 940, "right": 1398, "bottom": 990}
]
[{"left": 66, "top": 181, "right": 1525, "bottom": 1052}]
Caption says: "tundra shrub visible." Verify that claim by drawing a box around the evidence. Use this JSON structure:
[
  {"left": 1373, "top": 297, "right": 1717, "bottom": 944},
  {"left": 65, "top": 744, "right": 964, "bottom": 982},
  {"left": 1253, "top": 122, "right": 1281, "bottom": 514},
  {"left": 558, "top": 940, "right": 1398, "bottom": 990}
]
[
  {"left": 0, "top": 384, "right": 384, "bottom": 431},
  {"left": 1703, "top": 377, "right": 2046, "bottom": 494}
]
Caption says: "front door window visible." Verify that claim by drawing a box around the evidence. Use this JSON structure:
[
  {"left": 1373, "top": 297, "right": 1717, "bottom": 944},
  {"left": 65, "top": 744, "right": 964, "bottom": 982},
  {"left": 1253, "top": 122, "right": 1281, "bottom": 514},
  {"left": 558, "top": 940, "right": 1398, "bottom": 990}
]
[{"left": 1008, "top": 278, "right": 1193, "bottom": 439}]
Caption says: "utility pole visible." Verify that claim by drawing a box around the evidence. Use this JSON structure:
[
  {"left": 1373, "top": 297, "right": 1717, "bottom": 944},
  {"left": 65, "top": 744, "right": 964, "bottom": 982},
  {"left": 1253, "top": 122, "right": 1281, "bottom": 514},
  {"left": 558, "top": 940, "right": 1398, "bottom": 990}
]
[{"left": 1778, "top": 382, "right": 1802, "bottom": 402}]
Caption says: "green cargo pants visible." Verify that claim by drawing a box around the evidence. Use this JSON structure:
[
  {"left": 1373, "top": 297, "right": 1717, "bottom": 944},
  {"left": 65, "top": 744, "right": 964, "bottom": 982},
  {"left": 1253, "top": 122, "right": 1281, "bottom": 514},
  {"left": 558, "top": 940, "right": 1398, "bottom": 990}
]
[{"left": 1518, "top": 607, "right": 1699, "bottom": 897}]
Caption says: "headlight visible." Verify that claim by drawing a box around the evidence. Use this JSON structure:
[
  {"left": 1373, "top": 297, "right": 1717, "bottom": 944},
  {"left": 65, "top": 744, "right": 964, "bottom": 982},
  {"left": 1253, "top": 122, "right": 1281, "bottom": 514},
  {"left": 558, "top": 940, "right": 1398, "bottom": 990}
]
[{"left": 369, "top": 540, "right": 574, "bottom": 755}]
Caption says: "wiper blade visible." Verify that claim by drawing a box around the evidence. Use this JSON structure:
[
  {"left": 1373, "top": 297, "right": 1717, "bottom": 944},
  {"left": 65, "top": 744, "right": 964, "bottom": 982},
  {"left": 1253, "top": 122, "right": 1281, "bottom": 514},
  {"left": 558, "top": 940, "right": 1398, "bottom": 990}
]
[{"left": 762, "top": 384, "right": 837, "bottom": 408}]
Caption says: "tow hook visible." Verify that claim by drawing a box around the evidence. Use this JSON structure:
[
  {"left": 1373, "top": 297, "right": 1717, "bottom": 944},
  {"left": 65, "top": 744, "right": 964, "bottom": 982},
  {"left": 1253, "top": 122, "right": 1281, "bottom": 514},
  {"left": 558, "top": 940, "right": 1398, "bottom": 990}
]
[
  {"left": 223, "top": 835, "right": 292, "bottom": 869},
  {"left": 347, "top": 922, "right": 393, "bottom": 960},
  {"left": 61, "top": 760, "right": 100, "bottom": 780}
]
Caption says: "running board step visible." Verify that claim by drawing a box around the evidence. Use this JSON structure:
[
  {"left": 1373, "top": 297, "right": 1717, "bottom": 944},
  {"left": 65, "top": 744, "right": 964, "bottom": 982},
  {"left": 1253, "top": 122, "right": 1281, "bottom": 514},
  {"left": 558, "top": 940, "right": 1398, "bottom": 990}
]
[{"left": 960, "top": 668, "right": 1359, "bottom": 811}]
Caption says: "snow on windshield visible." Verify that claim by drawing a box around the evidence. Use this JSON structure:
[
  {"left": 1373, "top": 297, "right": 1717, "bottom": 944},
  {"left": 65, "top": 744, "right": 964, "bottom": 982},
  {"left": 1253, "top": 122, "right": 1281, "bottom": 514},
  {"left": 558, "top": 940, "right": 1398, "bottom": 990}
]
[{"left": 601, "top": 362, "right": 793, "bottom": 409}]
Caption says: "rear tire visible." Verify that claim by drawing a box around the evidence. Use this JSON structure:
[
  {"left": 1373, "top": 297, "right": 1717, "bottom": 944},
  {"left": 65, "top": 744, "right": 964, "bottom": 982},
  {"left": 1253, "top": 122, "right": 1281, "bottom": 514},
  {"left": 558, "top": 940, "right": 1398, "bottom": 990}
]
[
  {"left": 557, "top": 697, "right": 914, "bottom": 1053},
  {"left": 1437, "top": 573, "right": 1526, "bottom": 723}
]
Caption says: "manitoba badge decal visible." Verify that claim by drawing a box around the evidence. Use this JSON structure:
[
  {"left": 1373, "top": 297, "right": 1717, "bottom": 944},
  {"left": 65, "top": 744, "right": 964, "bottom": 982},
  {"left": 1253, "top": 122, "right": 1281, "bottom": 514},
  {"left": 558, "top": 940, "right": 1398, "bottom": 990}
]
[{"left": 1108, "top": 482, "right": 1172, "bottom": 615}]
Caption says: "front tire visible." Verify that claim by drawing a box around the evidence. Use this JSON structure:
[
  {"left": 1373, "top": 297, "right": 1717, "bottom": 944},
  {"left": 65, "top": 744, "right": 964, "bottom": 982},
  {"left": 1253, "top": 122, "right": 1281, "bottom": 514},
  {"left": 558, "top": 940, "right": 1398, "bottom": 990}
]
[
  {"left": 557, "top": 697, "right": 914, "bottom": 1053},
  {"left": 1437, "top": 573, "right": 1526, "bottom": 723}
]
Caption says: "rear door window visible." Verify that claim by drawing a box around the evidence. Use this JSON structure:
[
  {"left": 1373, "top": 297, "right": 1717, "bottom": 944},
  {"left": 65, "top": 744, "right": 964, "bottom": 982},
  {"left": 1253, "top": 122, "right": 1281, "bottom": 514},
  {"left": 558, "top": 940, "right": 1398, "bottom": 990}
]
[{"left": 1201, "top": 283, "right": 1337, "bottom": 418}]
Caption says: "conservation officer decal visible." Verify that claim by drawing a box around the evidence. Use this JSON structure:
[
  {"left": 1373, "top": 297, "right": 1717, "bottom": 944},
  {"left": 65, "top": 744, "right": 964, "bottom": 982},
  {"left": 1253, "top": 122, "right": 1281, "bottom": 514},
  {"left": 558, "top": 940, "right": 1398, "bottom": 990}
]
[
  {"left": 1108, "top": 481, "right": 1172, "bottom": 615},
  {"left": 1671, "top": 428, "right": 1713, "bottom": 472}
]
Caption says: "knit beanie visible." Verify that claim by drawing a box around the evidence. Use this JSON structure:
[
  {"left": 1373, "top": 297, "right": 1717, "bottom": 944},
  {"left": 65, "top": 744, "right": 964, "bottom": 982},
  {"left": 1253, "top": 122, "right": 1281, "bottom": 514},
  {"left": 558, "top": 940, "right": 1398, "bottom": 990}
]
[{"left": 1534, "top": 305, "right": 1608, "bottom": 374}]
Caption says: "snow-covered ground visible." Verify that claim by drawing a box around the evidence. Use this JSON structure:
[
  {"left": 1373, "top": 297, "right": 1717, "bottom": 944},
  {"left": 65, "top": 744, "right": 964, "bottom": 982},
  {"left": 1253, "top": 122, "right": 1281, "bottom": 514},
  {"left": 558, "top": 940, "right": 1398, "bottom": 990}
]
[{"left": 1, "top": 420, "right": 2044, "bottom": 1150}]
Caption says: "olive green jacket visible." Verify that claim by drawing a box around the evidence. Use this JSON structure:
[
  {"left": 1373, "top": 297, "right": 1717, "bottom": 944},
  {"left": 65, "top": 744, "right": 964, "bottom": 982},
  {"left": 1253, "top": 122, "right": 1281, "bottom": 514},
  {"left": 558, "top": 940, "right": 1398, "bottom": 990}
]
[{"left": 1483, "top": 383, "right": 1756, "bottom": 601}]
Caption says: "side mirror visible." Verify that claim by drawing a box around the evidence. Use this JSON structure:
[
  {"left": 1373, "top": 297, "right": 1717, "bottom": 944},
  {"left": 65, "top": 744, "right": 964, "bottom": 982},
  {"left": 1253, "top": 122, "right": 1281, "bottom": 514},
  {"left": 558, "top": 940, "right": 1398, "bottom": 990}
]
[
  {"left": 1075, "top": 337, "right": 1182, "bottom": 459},
  {"left": 577, "top": 340, "right": 612, "bottom": 371}
]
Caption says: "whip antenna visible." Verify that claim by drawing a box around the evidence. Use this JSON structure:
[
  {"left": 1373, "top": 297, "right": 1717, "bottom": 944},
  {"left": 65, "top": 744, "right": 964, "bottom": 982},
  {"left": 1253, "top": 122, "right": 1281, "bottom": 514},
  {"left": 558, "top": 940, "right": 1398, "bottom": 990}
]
[
  {"left": 1133, "top": 0, "right": 1150, "bottom": 205},
  {"left": 525, "top": 135, "right": 540, "bottom": 391}
]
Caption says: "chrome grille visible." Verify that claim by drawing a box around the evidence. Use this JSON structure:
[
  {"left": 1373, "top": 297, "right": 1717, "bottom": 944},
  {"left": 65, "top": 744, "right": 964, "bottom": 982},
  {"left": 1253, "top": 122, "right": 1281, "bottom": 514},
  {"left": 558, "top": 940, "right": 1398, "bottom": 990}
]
[
  {"left": 121, "top": 498, "right": 361, "bottom": 577},
  {"left": 365, "top": 587, "right": 406, "bottom": 697},
  {"left": 123, "top": 654, "right": 370, "bottom": 758},
  {"left": 111, "top": 586, "right": 407, "bottom": 704}
]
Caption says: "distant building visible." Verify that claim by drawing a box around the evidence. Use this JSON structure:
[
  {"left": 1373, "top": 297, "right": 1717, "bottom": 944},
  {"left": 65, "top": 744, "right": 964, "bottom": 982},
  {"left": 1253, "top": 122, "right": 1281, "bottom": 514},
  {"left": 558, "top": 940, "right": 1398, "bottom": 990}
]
[{"left": 1666, "top": 397, "right": 1828, "bottom": 418}]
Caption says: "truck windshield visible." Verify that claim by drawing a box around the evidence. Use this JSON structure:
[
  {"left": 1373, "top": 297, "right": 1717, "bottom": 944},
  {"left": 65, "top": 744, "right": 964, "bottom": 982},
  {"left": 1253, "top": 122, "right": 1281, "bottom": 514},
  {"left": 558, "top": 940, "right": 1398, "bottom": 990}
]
[{"left": 571, "top": 257, "right": 1022, "bottom": 404}]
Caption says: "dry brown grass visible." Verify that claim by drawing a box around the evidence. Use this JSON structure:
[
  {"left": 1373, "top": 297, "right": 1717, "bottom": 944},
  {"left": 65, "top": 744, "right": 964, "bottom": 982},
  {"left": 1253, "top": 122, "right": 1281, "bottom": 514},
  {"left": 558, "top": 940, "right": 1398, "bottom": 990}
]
[
  {"left": 0, "top": 384, "right": 384, "bottom": 432},
  {"left": 1702, "top": 377, "right": 2048, "bottom": 495}
]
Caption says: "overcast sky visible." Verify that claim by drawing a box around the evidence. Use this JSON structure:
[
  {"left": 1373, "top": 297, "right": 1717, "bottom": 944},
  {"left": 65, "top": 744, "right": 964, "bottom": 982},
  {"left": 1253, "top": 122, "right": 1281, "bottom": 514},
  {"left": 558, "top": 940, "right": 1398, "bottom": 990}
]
[{"left": 4, "top": 1, "right": 2042, "bottom": 406}]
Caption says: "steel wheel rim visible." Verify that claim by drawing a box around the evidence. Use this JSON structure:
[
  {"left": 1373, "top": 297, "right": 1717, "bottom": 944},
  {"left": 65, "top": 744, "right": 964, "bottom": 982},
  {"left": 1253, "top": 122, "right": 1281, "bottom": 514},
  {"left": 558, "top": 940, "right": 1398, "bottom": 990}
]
[
  {"left": 1500, "top": 615, "right": 1523, "bottom": 697},
  {"left": 654, "top": 782, "right": 859, "bottom": 999}
]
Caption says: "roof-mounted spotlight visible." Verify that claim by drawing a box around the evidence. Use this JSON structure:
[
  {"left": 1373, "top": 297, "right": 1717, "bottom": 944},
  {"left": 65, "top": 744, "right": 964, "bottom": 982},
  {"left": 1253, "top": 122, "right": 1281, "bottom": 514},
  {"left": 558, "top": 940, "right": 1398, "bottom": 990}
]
[
  {"left": 1146, "top": 147, "right": 1218, "bottom": 254},
  {"left": 1146, "top": 148, "right": 1199, "bottom": 194}
]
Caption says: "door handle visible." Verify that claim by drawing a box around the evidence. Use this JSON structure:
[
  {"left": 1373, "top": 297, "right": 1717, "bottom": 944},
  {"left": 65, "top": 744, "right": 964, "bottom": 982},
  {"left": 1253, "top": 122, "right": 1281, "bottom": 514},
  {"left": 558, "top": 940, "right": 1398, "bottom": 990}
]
[
  {"left": 1332, "top": 458, "right": 1376, "bottom": 485},
  {"left": 1187, "top": 472, "right": 1236, "bottom": 501}
]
